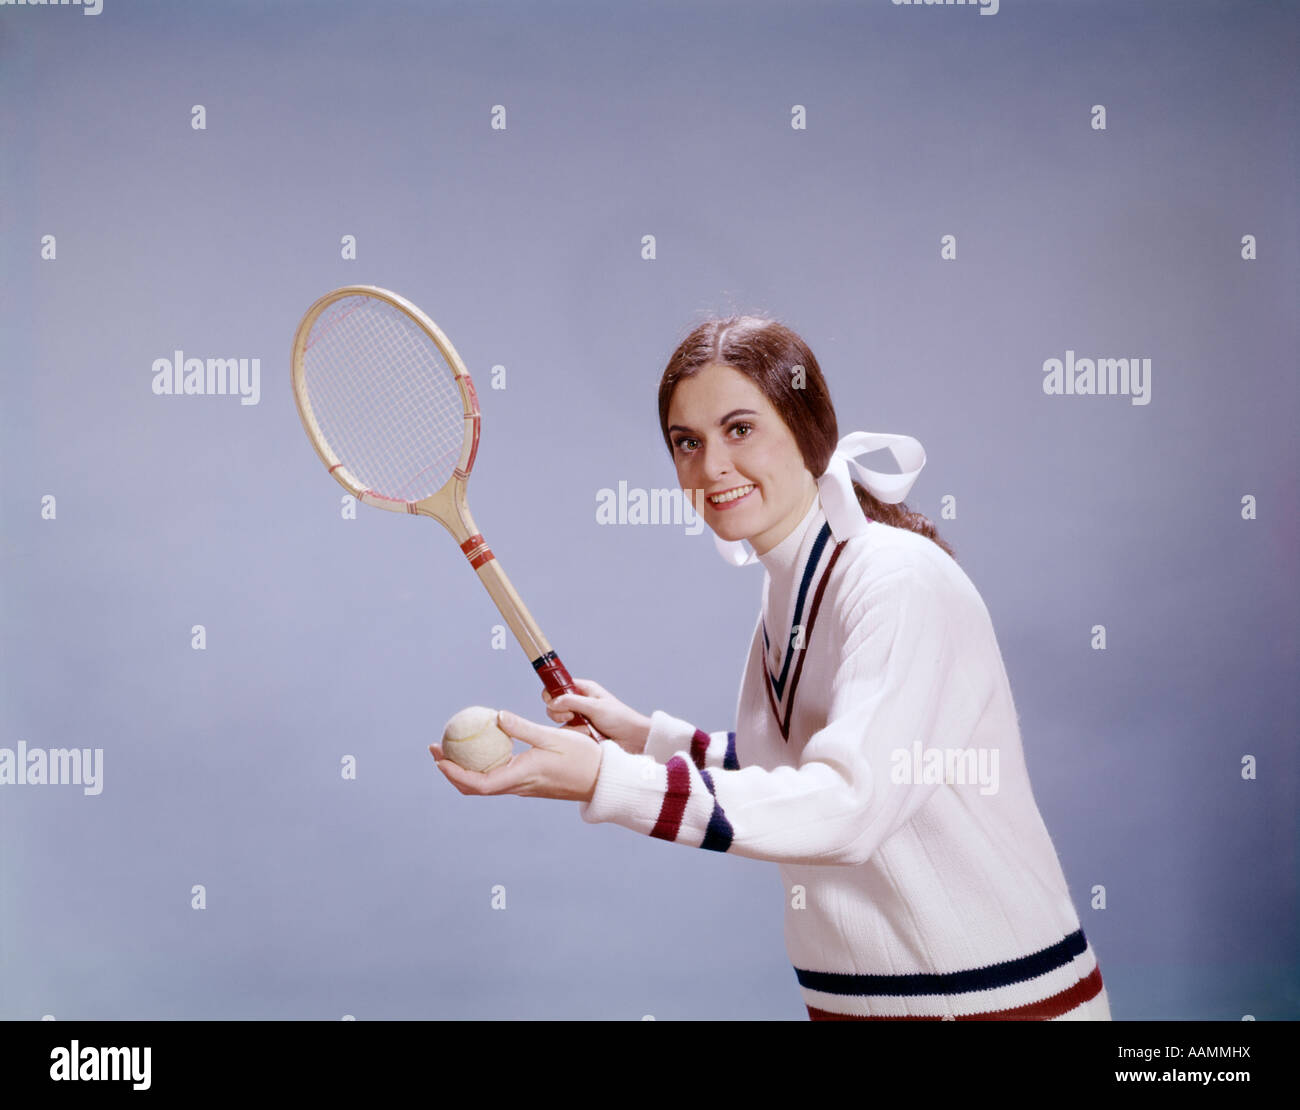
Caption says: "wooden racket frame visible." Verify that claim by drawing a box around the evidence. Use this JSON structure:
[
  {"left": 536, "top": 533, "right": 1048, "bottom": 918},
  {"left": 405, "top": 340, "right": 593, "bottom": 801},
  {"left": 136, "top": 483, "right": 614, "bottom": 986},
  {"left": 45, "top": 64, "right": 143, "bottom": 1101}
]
[{"left": 291, "top": 284, "right": 598, "bottom": 740}]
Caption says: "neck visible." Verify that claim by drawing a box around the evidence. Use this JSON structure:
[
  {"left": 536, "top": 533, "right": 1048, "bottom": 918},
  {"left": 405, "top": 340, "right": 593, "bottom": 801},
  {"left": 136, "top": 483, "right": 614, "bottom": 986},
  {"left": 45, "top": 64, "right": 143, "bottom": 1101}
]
[
  {"left": 757, "top": 495, "right": 822, "bottom": 574},
  {"left": 751, "top": 485, "right": 819, "bottom": 557}
]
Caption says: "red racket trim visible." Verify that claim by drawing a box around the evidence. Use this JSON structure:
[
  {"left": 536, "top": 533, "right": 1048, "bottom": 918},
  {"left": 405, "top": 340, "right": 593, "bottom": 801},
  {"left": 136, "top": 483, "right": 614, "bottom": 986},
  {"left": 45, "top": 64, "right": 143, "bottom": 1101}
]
[
  {"left": 533, "top": 651, "right": 580, "bottom": 699},
  {"left": 356, "top": 489, "right": 420, "bottom": 514},
  {"left": 459, "top": 391, "right": 481, "bottom": 478},
  {"left": 459, "top": 534, "right": 495, "bottom": 570}
]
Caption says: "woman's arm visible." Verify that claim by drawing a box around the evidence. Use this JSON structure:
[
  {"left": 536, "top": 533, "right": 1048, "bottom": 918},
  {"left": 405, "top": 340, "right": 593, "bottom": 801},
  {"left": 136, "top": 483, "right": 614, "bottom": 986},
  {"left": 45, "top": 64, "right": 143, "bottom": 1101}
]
[
  {"left": 577, "top": 566, "right": 991, "bottom": 867},
  {"left": 543, "top": 680, "right": 739, "bottom": 769},
  {"left": 643, "top": 715, "right": 740, "bottom": 770}
]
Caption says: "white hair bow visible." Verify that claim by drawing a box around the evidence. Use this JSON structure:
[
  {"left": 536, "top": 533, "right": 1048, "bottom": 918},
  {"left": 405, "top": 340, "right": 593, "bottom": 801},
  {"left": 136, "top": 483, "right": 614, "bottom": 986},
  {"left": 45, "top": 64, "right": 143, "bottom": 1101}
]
[{"left": 712, "top": 432, "right": 927, "bottom": 567}]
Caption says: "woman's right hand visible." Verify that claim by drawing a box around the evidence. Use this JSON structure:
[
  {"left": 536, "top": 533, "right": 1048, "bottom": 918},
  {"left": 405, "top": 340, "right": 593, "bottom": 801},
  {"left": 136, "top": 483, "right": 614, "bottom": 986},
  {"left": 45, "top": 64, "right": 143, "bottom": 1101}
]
[{"left": 544, "top": 679, "right": 652, "bottom": 755}]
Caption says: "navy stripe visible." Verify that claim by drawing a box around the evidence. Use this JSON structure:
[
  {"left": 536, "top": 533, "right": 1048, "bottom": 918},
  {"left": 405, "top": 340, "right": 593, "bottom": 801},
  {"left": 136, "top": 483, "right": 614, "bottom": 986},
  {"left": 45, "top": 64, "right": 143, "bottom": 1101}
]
[
  {"left": 766, "top": 523, "right": 831, "bottom": 699},
  {"left": 697, "top": 769, "right": 734, "bottom": 853},
  {"left": 795, "top": 929, "right": 1090, "bottom": 997},
  {"left": 762, "top": 540, "right": 847, "bottom": 742},
  {"left": 722, "top": 731, "right": 739, "bottom": 771}
]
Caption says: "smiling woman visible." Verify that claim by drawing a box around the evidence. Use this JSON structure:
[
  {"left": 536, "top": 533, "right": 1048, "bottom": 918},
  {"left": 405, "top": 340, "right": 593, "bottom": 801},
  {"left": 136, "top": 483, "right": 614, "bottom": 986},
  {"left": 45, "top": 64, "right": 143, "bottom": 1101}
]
[
  {"left": 430, "top": 314, "right": 1110, "bottom": 1022},
  {"left": 658, "top": 319, "right": 954, "bottom": 563},
  {"left": 665, "top": 367, "right": 817, "bottom": 557}
]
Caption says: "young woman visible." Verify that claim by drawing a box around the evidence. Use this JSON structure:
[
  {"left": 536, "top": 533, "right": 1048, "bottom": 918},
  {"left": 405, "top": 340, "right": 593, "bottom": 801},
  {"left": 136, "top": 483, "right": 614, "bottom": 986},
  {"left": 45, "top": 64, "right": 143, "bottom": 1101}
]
[{"left": 430, "top": 316, "right": 1111, "bottom": 1021}]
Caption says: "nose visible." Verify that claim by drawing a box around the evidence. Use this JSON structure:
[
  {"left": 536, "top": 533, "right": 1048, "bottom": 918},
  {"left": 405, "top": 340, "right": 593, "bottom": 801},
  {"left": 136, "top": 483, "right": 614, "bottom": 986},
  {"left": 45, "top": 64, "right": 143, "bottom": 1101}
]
[{"left": 697, "top": 436, "right": 733, "bottom": 481}]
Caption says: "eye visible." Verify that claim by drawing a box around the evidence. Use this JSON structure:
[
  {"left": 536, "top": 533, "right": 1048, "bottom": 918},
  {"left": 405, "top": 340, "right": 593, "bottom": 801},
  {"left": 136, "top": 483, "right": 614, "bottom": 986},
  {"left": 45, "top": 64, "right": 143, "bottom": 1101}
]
[
  {"left": 730, "top": 422, "right": 753, "bottom": 438},
  {"left": 674, "top": 435, "right": 699, "bottom": 452}
]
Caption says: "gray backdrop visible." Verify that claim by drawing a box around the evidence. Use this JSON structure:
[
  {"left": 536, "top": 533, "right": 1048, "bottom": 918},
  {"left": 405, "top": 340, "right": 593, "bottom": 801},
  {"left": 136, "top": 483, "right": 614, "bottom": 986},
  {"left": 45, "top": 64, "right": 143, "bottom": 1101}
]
[{"left": 2, "top": 0, "right": 1296, "bottom": 1020}]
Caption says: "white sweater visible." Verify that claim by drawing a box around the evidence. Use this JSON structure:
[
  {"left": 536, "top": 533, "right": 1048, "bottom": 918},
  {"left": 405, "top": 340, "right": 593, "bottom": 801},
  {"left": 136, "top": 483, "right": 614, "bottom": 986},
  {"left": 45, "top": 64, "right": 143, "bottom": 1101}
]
[{"left": 579, "top": 499, "right": 1110, "bottom": 1020}]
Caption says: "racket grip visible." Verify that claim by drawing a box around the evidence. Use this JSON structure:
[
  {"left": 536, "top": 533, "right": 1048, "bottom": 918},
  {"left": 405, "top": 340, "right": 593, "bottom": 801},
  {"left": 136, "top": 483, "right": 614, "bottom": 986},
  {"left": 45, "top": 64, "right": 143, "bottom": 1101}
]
[{"left": 533, "top": 651, "right": 602, "bottom": 741}]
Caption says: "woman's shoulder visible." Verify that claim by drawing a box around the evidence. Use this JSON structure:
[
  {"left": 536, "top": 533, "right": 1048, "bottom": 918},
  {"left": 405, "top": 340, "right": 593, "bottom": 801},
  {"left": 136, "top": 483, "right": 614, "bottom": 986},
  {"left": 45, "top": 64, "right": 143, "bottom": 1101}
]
[{"left": 830, "top": 521, "right": 989, "bottom": 625}]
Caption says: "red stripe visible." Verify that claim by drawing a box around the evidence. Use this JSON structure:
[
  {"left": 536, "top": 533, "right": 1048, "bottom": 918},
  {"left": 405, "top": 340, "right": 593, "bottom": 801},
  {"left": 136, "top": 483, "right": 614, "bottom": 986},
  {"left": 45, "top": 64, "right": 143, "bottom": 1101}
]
[
  {"left": 462, "top": 374, "right": 481, "bottom": 415},
  {"left": 460, "top": 533, "right": 495, "bottom": 569},
  {"left": 649, "top": 756, "right": 691, "bottom": 841},
  {"left": 805, "top": 965, "right": 1105, "bottom": 1021},
  {"left": 762, "top": 658, "right": 784, "bottom": 738},
  {"left": 766, "top": 541, "right": 846, "bottom": 741},
  {"left": 462, "top": 406, "right": 480, "bottom": 476},
  {"left": 689, "top": 730, "right": 710, "bottom": 771},
  {"left": 357, "top": 488, "right": 416, "bottom": 511}
]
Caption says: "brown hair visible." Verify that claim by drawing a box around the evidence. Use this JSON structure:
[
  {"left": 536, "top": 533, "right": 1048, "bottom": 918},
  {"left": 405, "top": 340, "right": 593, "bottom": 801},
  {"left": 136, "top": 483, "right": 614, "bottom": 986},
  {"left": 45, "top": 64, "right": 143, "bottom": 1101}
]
[{"left": 658, "top": 315, "right": 956, "bottom": 561}]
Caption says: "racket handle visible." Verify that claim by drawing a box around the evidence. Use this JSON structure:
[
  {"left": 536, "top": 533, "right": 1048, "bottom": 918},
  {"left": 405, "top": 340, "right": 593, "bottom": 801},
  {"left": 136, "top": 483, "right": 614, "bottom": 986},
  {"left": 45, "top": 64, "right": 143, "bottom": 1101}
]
[{"left": 533, "top": 652, "right": 602, "bottom": 741}]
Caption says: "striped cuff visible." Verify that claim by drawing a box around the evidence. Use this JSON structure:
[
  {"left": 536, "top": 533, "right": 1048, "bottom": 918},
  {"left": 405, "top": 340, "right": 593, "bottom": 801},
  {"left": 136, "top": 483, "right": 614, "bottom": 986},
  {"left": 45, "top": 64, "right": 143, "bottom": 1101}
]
[
  {"left": 643, "top": 711, "right": 738, "bottom": 771},
  {"left": 643, "top": 710, "right": 698, "bottom": 763},
  {"left": 577, "top": 740, "right": 673, "bottom": 832},
  {"left": 577, "top": 737, "right": 736, "bottom": 852}
]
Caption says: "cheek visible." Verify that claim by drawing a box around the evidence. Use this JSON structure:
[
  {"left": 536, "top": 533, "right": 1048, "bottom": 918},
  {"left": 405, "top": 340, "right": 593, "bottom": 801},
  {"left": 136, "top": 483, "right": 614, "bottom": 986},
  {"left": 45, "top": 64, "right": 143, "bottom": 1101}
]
[{"left": 747, "top": 445, "right": 776, "bottom": 482}]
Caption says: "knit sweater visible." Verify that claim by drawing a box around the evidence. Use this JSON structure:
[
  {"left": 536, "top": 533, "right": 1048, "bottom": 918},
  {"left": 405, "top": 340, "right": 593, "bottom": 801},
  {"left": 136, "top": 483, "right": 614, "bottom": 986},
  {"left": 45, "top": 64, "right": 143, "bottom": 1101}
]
[{"left": 578, "top": 499, "right": 1110, "bottom": 1020}]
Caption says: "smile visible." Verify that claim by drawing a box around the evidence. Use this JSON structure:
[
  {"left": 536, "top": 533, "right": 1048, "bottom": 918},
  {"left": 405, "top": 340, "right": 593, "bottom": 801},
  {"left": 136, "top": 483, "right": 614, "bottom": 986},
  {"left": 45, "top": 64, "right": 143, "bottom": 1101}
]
[{"left": 707, "top": 483, "right": 755, "bottom": 507}]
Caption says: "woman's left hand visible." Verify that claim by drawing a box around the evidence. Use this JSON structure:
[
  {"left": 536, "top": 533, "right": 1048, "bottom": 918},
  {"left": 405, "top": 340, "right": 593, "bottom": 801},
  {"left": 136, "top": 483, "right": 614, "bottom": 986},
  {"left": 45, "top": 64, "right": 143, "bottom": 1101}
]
[{"left": 428, "top": 709, "right": 604, "bottom": 802}]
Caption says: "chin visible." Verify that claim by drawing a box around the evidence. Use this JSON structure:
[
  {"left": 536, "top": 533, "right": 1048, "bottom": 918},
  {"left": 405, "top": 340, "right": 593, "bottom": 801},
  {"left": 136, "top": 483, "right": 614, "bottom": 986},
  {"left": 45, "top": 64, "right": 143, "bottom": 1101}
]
[
  {"left": 710, "top": 527, "right": 750, "bottom": 545},
  {"left": 707, "top": 513, "right": 762, "bottom": 545}
]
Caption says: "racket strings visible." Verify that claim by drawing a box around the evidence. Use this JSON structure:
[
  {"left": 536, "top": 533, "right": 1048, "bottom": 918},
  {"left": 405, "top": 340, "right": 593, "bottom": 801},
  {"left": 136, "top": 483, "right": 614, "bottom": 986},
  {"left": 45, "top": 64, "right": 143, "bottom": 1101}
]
[{"left": 302, "top": 295, "right": 469, "bottom": 502}]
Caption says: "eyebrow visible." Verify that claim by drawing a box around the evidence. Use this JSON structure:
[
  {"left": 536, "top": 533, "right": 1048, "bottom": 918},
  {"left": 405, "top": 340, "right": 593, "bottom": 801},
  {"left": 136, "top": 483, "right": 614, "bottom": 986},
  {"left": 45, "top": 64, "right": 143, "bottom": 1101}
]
[{"left": 667, "top": 409, "right": 759, "bottom": 436}]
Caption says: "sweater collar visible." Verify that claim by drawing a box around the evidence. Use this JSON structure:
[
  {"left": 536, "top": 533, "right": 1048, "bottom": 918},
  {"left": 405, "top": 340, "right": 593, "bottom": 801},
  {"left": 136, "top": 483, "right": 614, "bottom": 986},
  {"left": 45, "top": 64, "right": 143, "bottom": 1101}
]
[{"left": 757, "top": 496, "right": 824, "bottom": 578}]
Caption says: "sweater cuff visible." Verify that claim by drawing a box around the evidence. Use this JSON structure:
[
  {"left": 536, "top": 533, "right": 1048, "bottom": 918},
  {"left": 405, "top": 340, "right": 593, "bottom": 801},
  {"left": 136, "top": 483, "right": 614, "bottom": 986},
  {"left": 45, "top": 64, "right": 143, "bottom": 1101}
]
[
  {"left": 643, "top": 709, "right": 699, "bottom": 764},
  {"left": 578, "top": 739, "right": 672, "bottom": 831}
]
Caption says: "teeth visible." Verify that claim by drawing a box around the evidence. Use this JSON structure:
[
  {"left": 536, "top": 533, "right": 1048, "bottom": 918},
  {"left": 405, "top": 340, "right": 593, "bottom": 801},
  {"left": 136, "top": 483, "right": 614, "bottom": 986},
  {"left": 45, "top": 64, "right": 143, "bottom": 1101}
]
[{"left": 709, "top": 484, "right": 754, "bottom": 504}]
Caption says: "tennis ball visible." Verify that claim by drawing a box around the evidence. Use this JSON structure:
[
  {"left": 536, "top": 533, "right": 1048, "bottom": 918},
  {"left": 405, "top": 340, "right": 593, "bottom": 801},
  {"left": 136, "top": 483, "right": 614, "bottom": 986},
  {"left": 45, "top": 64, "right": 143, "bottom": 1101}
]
[{"left": 441, "top": 706, "right": 513, "bottom": 772}]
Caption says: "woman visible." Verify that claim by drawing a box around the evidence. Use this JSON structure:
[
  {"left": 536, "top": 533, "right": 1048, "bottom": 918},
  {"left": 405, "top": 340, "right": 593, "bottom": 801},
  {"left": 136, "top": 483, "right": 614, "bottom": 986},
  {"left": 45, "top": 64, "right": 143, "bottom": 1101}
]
[{"left": 430, "top": 315, "right": 1110, "bottom": 1021}]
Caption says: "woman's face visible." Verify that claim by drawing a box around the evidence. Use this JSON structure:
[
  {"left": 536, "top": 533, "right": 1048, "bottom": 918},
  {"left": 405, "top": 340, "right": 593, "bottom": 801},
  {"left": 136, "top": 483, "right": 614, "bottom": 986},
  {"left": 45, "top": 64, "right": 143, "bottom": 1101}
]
[{"left": 666, "top": 362, "right": 818, "bottom": 556}]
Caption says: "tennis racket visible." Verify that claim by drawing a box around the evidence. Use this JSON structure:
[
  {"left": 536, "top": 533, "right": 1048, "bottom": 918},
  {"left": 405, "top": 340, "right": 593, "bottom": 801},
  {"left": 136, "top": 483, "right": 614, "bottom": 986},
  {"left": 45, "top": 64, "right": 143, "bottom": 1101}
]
[{"left": 291, "top": 284, "right": 599, "bottom": 740}]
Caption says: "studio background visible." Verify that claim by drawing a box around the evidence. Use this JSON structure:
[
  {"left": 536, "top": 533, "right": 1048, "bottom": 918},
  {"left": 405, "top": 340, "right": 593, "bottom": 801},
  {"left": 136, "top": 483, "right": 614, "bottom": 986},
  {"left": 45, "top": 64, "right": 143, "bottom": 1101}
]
[{"left": 2, "top": 0, "right": 1296, "bottom": 1020}]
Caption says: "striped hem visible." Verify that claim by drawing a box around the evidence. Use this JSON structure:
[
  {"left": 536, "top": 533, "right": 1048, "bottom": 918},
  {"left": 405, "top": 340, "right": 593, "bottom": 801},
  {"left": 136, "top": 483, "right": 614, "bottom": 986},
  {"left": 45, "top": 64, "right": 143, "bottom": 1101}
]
[
  {"left": 797, "top": 929, "right": 1105, "bottom": 1020},
  {"left": 806, "top": 966, "right": 1105, "bottom": 1021}
]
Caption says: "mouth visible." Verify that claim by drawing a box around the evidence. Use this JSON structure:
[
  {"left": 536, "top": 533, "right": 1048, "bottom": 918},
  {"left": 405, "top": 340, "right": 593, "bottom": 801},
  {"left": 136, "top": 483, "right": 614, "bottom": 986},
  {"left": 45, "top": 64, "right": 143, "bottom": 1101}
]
[{"left": 705, "top": 483, "right": 756, "bottom": 509}]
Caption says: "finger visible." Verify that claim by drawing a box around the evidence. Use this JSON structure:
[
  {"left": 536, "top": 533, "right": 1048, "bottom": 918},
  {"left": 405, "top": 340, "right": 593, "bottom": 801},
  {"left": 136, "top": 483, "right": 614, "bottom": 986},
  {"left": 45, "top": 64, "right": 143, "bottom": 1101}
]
[
  {"left": 430, "top": 749, "right": 481, "bottom": 794},
  {"left": 548, "top": 692, "right": 598, "bottom": 717},
  {"left": 569, "top": 678, "right": 608, "bottom": 698},
  {"left": 429, "top": 743, "right": 477, "bottom": 793},
  {"left": 497, "top": 709, "right": 565, "bottom": 749},
  {"left": 429, "top": 743, "right": 518, "bottom": 796}
]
